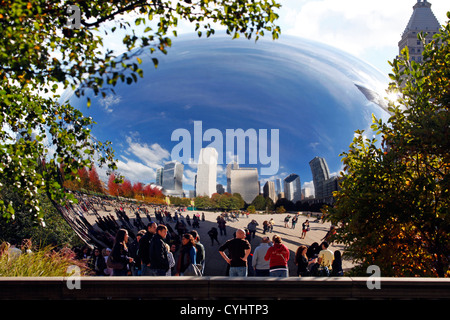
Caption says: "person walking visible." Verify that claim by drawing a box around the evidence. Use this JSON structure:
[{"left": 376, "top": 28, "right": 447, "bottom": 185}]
[
  {"left": 264, "top": 234, "right": 290, "bottom": 277},
  {"left": 148, "top": 225, "right": 170, "bottom": 276},
  {"left": 207, "top": 227, "right": 220, "bottom": 246},
  {"left": 218, "top": 217, "right": 227, "bottom": 236},
  {"left": 301, "top": 220, "right": 310, "bottom": 239},
  {"left": 284, "top": 215, "right": 291, "bottom": 228},
  {"left": 247, "top": 220, "right": 259, "bottom": 239},
  {"left": 252, "top": 237, "right": 271, "bottom": 276},
  {"left": 262, "top": 220, "right": 269, "bottom": 234},
  {"left": 291, "top": 215, "right": 298, "bottom": 229},
  {"left": 268, "top": 218, "right": 274, "bottom": 232},
  {"left": 219, "top": 229, "right": 251, "bottom": 277}
]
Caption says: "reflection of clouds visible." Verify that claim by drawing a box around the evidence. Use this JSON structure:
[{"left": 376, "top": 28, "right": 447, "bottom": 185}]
[
  {"left": 112, "top": 135, "right": 171, "bottom": 184},
  {"left": 125, "top": 136, "right": 170, "bottom": 169},
  {"left": 99, "top": 94, "right": 121, "bottom": 113},
  {"left": 117, "top": 156, "right": 156, "bottom": 182},
  {"left": 183, "top": 169, "right": 197, "bottom": 187}
]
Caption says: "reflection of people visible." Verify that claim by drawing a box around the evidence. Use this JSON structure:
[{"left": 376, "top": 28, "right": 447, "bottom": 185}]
[
  {"left": 218, "top": 217, "right": 227, "bottom": 236},
  {"left": 284, "top": 215, "right": 291, "bottom": 228},
  {"left": 247, "top": 220, "right": 258, "bottom": 239},
  {"left": 219, "top": 229, "right": 251, "bottom": 277},
  {"left": 264, "top": 235, "right": 290, "bottom": 277},
  {"left": 301, "top": 220, "right": 310, "bottom": 239},
  {"left": 207, "top": 227, "right": 220, "bottom": 246}
]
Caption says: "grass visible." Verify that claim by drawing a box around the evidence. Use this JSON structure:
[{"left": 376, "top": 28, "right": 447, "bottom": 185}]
[{"left": 0, "top": 246, "right": 90, "bottom": 277}]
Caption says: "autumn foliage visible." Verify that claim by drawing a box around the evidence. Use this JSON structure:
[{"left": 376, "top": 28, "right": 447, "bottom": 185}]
[{"left": 63, "top": 166, "right": 164, "bottom": 204}]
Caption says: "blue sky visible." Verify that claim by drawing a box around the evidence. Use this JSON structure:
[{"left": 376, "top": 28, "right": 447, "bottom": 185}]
[
  {"left": 82, "top": 0, "right": 449, "bottom": 192},
  {"left": 102, "top": 0, "right": 449, "bottom": 76}
]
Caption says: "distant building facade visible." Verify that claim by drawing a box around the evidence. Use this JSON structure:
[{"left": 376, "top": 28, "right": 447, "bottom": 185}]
[
  {"left": 399, "top": 0, "right": 441, "bottom": 63},
  {"left": 195, "top": 147, "right": 218, "bottom": 197},
  {"left": 229, "top": 167, "right": 259, "bottom": 204},
  {"left": 156, "top": 167, "right": 163, "bottom": 186},
  {"left": 284, "top": 173, "right": 301, "bottom": 203},
  {"left": 226, "top": 161, "right": 239, "bottom": 193},
  {"left": 263, "top": 180, "right": 277, "bottom": 203},
  {"left": 162, "top": 161, "right": 183, "bottom": 196},
  {"left": 275, "top": 178, "right": 282, "bottom": 195},
  {"left": 309, "top": 156, "right": 330, "bottom": 199}
]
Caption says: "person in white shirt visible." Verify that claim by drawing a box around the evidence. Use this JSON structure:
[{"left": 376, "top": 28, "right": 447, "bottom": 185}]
[
  {"left": 318, "top": 241, "right": 334, "bottom": 268},
  {"left": 252, "top": 237, "right": 271, "bottom": 276}
]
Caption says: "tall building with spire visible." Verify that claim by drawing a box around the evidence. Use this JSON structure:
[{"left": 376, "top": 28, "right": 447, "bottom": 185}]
[{"left": 399, "top": 0, "right": 441, "bottom": 63}]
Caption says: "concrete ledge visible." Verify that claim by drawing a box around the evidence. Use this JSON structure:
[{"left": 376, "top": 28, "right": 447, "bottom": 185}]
[{"left": 0, "top": 277, "right": 449, "bottom": 300}]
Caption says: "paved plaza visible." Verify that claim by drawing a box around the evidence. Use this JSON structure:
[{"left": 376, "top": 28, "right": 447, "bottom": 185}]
[{"left": 85, "top": 203, "right": 353, "bottom": 276}]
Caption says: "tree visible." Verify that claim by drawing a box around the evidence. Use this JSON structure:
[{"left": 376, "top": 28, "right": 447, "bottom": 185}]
[
  {"left": 119, "top": 179, "right": 133, "bottom": 198},
  {"left": 232, "top": 193, "right": 245, "bottom": 210},
  {"left": 88, "top": 166, "right": 104, "bottom": 194},
  {"left": 107, "top": 174, "right": 120, "bottom": 197},
  {"left": 251, "top": 194, "right": 266, "bottom": 211},
  {"left": 0, "top": 0, "right": 281, "bottom": 224},
  {"left": 326, "top": 14, "right": 450, "bottom": 277},
  {"left": 275, "top": 206, "right": 285, "bottom": 214}
]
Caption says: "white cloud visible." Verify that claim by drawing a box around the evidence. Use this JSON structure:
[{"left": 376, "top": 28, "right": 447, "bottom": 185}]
[
  {"left": 116, "top": 156, "right": 156, "bottom": 183},
  {"left": 125, "top": 136, "right": 170, "bottom": 169},
  {"left": 183, "top": 169, "right": 197, "bottom": 187},
  {"left": 281, "top": 0, "right": 449, "bottom": 59},
  {"left": 98, "top": 94, "right": 121, "bottom": 113},
  {"left": 107, "top": 135, "right": 171, "bottom": 183}
]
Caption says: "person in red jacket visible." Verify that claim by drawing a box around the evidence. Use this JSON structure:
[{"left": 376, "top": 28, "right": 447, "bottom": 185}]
[{"left": 264, "top": 234, "right": 290, "bottom": 277}]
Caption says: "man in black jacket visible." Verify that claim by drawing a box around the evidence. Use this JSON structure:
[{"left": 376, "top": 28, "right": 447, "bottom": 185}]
[
  {"left": 139, "top": 222, "right": 157, "bottom": 276},
  {"left": 148, "top": 225, "right": 170, "bottom": 276}
]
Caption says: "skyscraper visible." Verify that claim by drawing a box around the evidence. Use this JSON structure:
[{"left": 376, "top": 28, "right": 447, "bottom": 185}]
[
  {"left": 196, "top": 147, "right": 218, "bottom": 197},
  {"left": 226, "top": 160, "right": 239, "bottom": 193},
  {"left": 263, "top": 180, "right": 277, "bottom": 203},
  {"left": 399, "top": 1, "right": 441, "bottom": 63},
  {"left": 284, "top": 174, "right": 301, "bottom": 203},
  {"left": 275, "top": 178, "right": 282, "bottom": 195},
  {"left": 229, "top": 167, "right": 259, "bottom": 204},
  {"left": 155, "top": 167, "right": 163, "bottom": 186},
  {"left": 162, "top": 161, "right": 183, "bottom": 193},
  {"left": 309, "top": 156, "right": 330, "bottom": 199}
]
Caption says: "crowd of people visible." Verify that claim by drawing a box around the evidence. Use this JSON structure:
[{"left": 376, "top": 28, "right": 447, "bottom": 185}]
[
  {"left": 79, "top": 216, "right": 343, "bottom": 278},
  {"left": 7, "top": 192, "right": 342, "bottom": 278}
]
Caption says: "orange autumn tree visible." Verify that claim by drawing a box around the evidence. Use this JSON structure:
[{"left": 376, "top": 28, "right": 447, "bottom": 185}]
[{"left": 326, "top": 14, "right": 450, "bottom": 277}]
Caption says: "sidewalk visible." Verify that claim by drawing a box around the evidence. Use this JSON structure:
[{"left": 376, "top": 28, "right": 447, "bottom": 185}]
[{"left": 85, "top": 204, "right": 353, "bottom": 276}]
